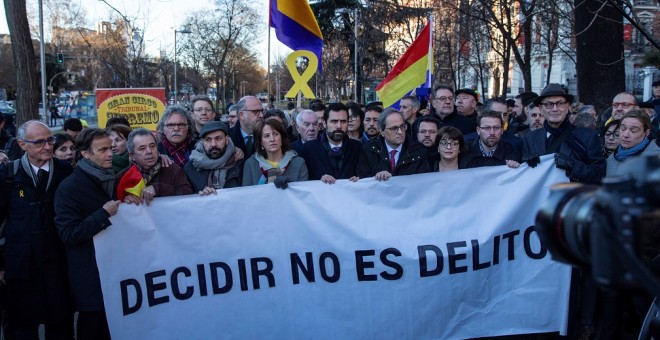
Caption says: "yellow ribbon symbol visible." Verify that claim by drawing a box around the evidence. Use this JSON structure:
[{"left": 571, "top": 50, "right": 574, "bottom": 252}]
[
  {"left": 285, "top": 50, "right": 318, "bottom": 99},
  {"left": 19, "top": 190, "right": 24, "bottom": 198}
]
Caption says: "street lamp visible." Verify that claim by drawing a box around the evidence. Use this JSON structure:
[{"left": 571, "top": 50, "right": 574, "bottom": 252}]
[
  {"left": 336, "top": 8, "right": 359, "bottom": 101},
  {"left": 174, "top": 29, "right": 192, "bottom": 103}
]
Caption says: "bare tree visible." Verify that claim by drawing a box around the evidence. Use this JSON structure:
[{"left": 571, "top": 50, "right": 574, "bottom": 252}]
[
  {"left": 179, "top": 0, "right": 261, "bottom": 109},
  {"left": 4, "top": 0, "right": 39, "bottom": 123}
]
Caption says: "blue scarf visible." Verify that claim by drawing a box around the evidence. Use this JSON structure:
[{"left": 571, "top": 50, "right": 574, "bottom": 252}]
[{"left": 614, "top": 138, "right": 650, "bottom": 161}]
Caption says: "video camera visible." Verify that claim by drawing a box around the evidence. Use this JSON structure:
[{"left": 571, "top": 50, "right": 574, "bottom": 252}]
[{"left": 535, "top": 154, "right": 660, "bottom": 338}]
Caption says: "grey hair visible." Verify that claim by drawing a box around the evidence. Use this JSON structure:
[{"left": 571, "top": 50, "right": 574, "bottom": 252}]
[
  {"left": 378, "top": 108, "right": 403, "bottom": 131},
  {"left": 156, "top": 105, "right": 195, "bottom": 141},
  {"left": 227, "top": 104, "right": 236, "bottom": 113},
  {"left": 234, "top": 97, "right": 248, "bottom": 116},
  {"left": 126, "top": 128, "right": 157, "bottom": 153},
  {"left": 296, "top": 109, "right": 316, "bottom": 125},
  {"left": 401, "top": 95, "right": 420, "bottom": 110},
  {"left": 17, "top": 120, "right": 49, "bottom": 140}
]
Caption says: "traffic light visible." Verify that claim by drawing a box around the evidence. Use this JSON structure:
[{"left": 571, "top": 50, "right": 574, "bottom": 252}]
[{"left": 57, "top": 53, "right": 64, "bottom": 64}]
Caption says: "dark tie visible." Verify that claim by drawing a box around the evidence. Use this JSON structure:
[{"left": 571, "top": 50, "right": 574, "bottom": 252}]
[
  {"left": 246, "top": 135, "right": 254, "bottom": 153},
  {"left": 36, "top": 169, "right": 48, "bottom": 190},
  {"left": 389, "top": 150, "right": 397, "bottom": 173}
]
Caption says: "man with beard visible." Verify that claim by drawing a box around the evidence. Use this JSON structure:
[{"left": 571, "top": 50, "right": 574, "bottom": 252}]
[
  {"left": 459, "top": 110, "right": 521, "bottom": 169},
  {"left": 520, "top": 103, "right": 544, "bottom": 135},
  {"left": 301, "top": 103, "right": 361, "bottom": 183},
  {"left": 362, "top": 106, "right": 382, "bottom": 143},
  {"left": 184, "top": 121, "right": 243, "bottom": 193},
  {"left": 118, "top": 128, "right": 192, "bottom": 205},
  {"left": 291, "top": 110, "right": 319, "bottom": 155},
  {"left": 416, "top": 116, "right": 440, "bottom": 169},
  {"left": 357, "top": 108, "right": 429, "bottom": 181},
  {"left": 607, "top": 92, "right": 637, "bottom": 124},
  {"left": 228, "top": 96, "right": 265, "bottom": 157}
]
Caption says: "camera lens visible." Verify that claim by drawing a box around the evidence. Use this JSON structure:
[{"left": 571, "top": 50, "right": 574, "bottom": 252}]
[{"left": 535, "top": 183, "right": 599, "bottom": 268}]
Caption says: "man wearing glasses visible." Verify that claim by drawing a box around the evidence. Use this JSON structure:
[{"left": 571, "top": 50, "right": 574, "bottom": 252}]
[
  {"left": 0, "top": 121, "right": 74, "bottom": 339},
  {"left": 430, "top": 85, "right": 476, "bottom": 135},
  {"left": 522, "top": 83, "right": 605, "bottom": 184},
  {"left": 156, "top": 105, "right": 196, "bottom": 166},
  {"left": 357, "top": 108, "right": 429, "bottom": 181},
  {"left": 228, "top": 95, "right": 264, "bottom": 158},
  {"left": 608, "top": 92, "right": 637, "bottom": 123},
  {"left": 459, "top": 110, "right": 521, "bottom": 169}
]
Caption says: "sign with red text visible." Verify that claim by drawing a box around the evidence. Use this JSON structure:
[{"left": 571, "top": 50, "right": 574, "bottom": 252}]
[{"left": 96, "top": 88, "right": 166, "bottom": 130}]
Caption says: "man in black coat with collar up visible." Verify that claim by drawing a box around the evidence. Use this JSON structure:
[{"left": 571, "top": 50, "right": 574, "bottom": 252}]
[
  {"left": 301, "top": 102, "right": 361, "bottom": 183},
  {"left": 521, "top": 83, "right": 605, "bottom": 184},
  {"left": 357, "top": 108, "right": 429, "bottom": 181},
  {"left": 55, "top": 128, "right": 121, "bottom": 340}
]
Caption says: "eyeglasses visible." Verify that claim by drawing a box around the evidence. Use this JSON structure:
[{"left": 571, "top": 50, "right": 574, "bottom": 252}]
[
  {"left": 433, "top": 96, "right": 454, "bottom": 102},
  {"left": 439, "top": 140, "right": 460, "bottom": 148},
  {"left": 385, "top": 124, "right": 407, "bottom": 133},
  {"left": 418, "top": 129, "right": 437, "bottom": 135},
  {"left": 348, "top": 115, "right": 360, "bottom": 121},
  {"left": 227, "top": 115, "right": 237, "bottom": 119},
  {"left": 611, "top": 102, "right": 635, "bottom": 109},
  {"left": 243, "top": 109, "right": 265, "bottom": 116},
  {"left": 165, "top": 123, "right": 188, "bottom": 130},
  {"left": 479, "top": 125, "right": 502, "bottom": 132},
  {"left": 193, "top": 107, "right": 214, "bottom": 113},
  {"left": 22, "top": 136, "right": 55, "bottom": 148},
  {"left": 540, "top": 101, "right": 568, "bottom": 110},
  {"left": 604, "top": 132, "right": 619, "bottom": 139}
]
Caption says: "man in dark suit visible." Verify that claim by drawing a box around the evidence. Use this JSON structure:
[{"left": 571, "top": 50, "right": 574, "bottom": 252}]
[
  {"left": 0, "top": 121, "right": 74, "bottom": 339},
  {"left": 291, "top": 109, "right": 320, "bottom": 155},
  {"left": 301, "top": 103, "right": 361, "bottom": 183},
  {"left": 357, "top": 108, "right": 429, "bottom": 181},
  {"left": 521, "top": 83, "right": 605, "bottom": 184},
  {"left": 227, "top": 95, "right": 264, "bottom": 158}
]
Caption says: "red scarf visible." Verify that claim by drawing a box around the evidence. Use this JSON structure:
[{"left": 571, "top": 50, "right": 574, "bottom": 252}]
[{"left": 161, "top": 137, "right": 191, "bottom": 166}]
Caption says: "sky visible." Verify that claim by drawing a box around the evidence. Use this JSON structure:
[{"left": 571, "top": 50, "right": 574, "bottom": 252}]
[{"left": 0, "top": 0, "right": 287, "bottom": 68}]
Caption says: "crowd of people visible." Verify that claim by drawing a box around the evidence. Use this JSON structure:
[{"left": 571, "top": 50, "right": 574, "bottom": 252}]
[{"left": 0, "top": 81, "right": 658, "bottom": 339}]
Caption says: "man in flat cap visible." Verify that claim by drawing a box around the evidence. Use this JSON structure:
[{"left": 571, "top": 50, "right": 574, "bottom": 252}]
[
  {"left": 521, "top": 83, "right": 605, "bottom": 184},
  {"left": 184, "top": 121, "right": 244, "bottom": 194},
  {"left": 455, "top": 88, "right": 479, "bottom": 125}
]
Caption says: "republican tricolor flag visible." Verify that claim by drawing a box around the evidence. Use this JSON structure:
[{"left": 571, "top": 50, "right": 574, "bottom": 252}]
[
  {"left": 269, "top": 0, "right": 323, "bottom": 71},
  {"left": 376, "top": 20, "right": 433, "bottom": 108}
]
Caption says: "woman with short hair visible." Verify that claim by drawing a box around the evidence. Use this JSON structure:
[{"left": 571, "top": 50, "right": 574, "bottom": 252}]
[{"left": 606, "top": 110, "right": 659, "bottom": 176}]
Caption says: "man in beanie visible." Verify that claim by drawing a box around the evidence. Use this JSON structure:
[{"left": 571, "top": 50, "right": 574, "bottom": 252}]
[
  {"left": 184, "top": 121, "right": 244, "bottom": 194},
  {"left": 521, "top": 83, "right": 605, "bottom": 184}
]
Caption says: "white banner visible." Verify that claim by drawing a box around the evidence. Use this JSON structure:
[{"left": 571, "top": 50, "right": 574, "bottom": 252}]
[{"left": 95, "top": 155, "right": 572, "bottom": 339}]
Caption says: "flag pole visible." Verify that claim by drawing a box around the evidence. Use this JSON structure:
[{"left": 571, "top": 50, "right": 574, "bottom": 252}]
[
  {"left": 427, "top": 13, "right": 434, "bottom": 90},
  {"left": 267, "top": 1, "right": 272, "bottom": 104}
]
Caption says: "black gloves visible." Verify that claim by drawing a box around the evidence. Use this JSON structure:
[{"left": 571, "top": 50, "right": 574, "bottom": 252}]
[
  {"left": 523, "top": 154, "right": 541, "bottom": 168},
  {"left": 554, "top": 153, "right": 575, "bottom": 171},
  {"left": 273, "top": 175, "right": 290, "bottom": 189}
]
